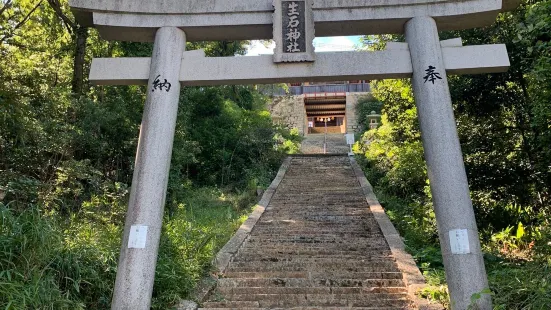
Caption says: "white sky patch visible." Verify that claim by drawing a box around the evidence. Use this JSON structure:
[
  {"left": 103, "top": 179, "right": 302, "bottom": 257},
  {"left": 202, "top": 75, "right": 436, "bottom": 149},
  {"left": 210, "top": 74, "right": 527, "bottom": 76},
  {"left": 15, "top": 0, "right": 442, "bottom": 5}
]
[
  {"left": 313, "top": 36, "right": 358, "bottom": 52},
  {"left": 245, "top": 36, "right": 362, "bottom": 56},
  {"left": 246, "top": 40, "right": 276, "bottom": 56}
]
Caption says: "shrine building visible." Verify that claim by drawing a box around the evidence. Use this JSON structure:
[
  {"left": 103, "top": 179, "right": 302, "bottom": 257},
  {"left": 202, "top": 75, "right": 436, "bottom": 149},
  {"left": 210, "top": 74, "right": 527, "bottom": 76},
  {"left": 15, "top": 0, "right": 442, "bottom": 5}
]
[{"left": 267, "top": 80, "right": 370, "bottom": 135}]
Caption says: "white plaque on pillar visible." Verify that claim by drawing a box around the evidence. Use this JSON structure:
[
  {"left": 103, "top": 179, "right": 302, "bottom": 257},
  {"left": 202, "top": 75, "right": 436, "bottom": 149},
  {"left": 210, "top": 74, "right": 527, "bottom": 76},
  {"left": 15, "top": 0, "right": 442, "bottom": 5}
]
[
  {"left": 449, "top": 229, "right": 470, "bottom": 254},
  {"left": 128, "top": 225, "right": 148, "bottom": 249},
  {"left": 273, "top": 0, "right": 315, "bottom": 63}
]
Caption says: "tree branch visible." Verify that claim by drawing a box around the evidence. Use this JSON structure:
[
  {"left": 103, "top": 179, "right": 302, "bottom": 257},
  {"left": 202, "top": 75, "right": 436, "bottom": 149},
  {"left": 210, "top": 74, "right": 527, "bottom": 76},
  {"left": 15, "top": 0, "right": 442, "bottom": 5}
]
[
  {"left": 46, "top": 0, "right": 76, "bottom": 34},
  {"left": 0, "top": 0, "right": 43, "bottom": 44},
  {"left": 0, "top": 0, "right": 13, "bottom": 16}
]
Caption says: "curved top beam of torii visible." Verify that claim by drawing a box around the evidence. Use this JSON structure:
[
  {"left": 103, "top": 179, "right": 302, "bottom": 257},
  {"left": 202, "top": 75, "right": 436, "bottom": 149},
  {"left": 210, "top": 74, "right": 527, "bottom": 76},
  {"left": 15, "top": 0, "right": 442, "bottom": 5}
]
[{"left": 70, "top": 0, "right": 519, "bottom": 42}]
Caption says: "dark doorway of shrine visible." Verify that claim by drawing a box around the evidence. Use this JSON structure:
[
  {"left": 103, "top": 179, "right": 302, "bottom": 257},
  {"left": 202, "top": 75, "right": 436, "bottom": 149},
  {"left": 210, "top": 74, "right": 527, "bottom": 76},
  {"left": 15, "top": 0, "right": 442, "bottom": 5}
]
[{"left": 304, "top": 90, "right": 347, "bottom": 134}]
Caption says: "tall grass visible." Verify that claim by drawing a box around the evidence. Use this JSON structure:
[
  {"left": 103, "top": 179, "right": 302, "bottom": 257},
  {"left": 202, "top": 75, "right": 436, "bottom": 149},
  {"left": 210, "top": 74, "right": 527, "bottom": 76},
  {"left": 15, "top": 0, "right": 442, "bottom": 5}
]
[{"left": 0, "top": 187, "right": 254, "bottom": 309}]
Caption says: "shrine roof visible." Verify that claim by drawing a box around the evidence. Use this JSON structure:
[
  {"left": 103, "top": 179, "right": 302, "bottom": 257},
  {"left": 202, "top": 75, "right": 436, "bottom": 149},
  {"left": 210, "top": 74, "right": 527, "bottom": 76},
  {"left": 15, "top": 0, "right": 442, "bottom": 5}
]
[{"left": 70, "top": 0, "right": 520, "bottom": 42}]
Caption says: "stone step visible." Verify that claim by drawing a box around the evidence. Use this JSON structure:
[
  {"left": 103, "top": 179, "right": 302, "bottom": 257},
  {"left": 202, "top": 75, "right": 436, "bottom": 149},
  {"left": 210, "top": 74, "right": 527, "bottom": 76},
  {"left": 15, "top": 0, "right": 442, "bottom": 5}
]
[
  {"left": 201, "top": 301, "right": 260, "bottom": 308},
  {"left": 236, "top": 249, "right": 393, "bottom": 257},
  {"left": 262, "top": 208, "right": 372, "bottom": 213},
  {"left": 240, "top": 243, "right": 390, "bottom": 248},
  {"left": 228, "top": 260, "right": 398, "bottom": 267},
  {"left": 211, "top": 294, "right": 410, "bottom": 305},
  {"left": 283, "top": 169, "right": 353, "bottom": 172},
  {"left": 215, "top": 286, "right": 408, "bottom": 295},
  {"left": 270, "top": 189, "right": 363, "bottom": 194},
  {"left": 245, "top": 236, "right": 384, "bottom": 242},
  {"left": 245, "top": 232, "right": 384, "bottom": 238},
  {"left": 204, "top": 298, "right": 411, "bottom": 308},
  {"left": 248, "top": 230, "right": 384, "bottom": 236},
  {"left": 238, "top": 244, "right": 391, "bottom": 252},
  {"left": 213, "top": 293, "right": 409, "bottom": 302},
  {"left": 231, "top": 254, "right": 395, "bottom": 262},
  {"left": 226, "top": 263, "right": 400, "bottom": 273},
  {"left": 225, "top": 267, "right": 402, "bottom": 275},
  {"left": 254, "top": 220, "right": 376, "bottom": 225},
  {"left": 229, "top": 255, "right": 396, "bottom": 262},
  {"left": 268, "top": 197, "right": 365, "bottom": 202},
  {"left": 267, "top": 198, "right": 367, "bottom": 203},
  {"left": 249, "top": 227, "right": 381, "bottom": 233},
  {"left": 264, "top": 202, "right": 370, "bottom": 207},
  {"left": 200, "top": 308, "right": 410, "bottom": 310},
  {"left": 256, "top": 220, "right": 378, "bottom": 225},
  {"left": 245, "top": 236, "right": 384, "bottom": 243},
  {"left": 200, "top": 307, "right": 410, "bottom": 310},
  {"left": 252, "top": 224, "right": 380, "bottom": 230},
  {"left": 246, "top": 233, "right": 385, "bottom": 239},
  {"left": 225, "top": 267, "right": 401, "bottom": 275},
  {"left": 277, "top": 184, "right": 360, "bottom": 190},
  {"left": 266, "top": 202, "right": 368, "bottom": 207},
  {"left": 216, "top": 278, "right": 406, "bottom": 288},
  {"left": 223, "top": 271, "right": 404, "bottom": 280}
]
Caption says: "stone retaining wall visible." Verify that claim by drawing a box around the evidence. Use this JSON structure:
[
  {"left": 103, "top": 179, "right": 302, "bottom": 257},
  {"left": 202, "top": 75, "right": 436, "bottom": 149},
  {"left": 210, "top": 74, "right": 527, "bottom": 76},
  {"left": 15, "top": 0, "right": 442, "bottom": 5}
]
[{"left": 268, "top": 95, "right": 307, "bottom": 135}]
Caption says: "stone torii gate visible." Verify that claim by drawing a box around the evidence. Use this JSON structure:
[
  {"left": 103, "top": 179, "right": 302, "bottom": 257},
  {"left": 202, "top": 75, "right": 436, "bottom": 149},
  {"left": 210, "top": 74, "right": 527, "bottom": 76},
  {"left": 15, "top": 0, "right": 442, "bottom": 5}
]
[{"left": 69, "top": 1, "right": 519, "bottom": 309}]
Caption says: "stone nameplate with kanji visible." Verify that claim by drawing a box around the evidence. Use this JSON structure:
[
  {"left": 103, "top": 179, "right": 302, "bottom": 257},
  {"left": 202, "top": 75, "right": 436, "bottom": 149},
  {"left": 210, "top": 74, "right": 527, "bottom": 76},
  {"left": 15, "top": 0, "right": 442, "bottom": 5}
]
[{"left": 273, "top": 0, "right": 315, "bottom": 63}]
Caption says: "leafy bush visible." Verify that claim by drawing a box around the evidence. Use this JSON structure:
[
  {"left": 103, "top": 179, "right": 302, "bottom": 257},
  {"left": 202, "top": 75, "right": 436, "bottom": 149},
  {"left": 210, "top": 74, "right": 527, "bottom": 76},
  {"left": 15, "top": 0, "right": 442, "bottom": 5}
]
[
  {"left": 355, "top": 74, "right": 551, "bottom": 308},
  {"left": 355, "top": 95, "right": 383, "bottom": 129}
]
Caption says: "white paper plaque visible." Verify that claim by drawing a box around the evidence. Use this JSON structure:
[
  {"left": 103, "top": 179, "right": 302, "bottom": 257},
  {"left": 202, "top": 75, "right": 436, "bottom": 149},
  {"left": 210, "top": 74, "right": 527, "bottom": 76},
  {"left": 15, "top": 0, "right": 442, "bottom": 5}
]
[
  {"left": 128, "top": 225, "right": 148, "bottom": 249},
  {"left": 449, "top": 229, "right": 470, "bottom": 254}
]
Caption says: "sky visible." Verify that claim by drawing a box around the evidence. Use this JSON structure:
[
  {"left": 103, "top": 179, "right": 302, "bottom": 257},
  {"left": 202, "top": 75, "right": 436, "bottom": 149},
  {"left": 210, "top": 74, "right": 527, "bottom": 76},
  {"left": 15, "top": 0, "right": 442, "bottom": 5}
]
[{"left": 245, "top": 35, "right": 363, "bottom": 56}]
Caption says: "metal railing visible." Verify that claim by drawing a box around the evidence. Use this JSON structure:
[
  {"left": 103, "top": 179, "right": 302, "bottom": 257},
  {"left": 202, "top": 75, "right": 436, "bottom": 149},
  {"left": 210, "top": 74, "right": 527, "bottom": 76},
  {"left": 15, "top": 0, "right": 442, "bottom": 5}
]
[{"left": 261, "top": 83, "right": 371, "bottom": 96}]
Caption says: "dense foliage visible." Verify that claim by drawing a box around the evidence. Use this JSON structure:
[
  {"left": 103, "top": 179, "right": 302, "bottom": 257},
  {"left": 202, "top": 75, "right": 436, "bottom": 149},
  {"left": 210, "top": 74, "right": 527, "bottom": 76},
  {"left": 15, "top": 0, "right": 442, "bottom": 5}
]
[
  {"left": 0, "top": 0, "right": 299, "bottom": 308},
  {"left": 355, "top": 1, "right": 551, "bottom": 308}
]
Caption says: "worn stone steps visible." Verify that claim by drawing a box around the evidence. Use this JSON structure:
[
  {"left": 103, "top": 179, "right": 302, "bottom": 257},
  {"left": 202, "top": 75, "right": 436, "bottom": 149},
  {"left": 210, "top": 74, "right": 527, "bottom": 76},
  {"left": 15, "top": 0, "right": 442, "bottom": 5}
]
[
  {"left": 226, "top": 258, "right": 399, "bottom": 267},
  {"left": 231, "top": 255, "right": 396, "bottom": 263},
  {"left": 218, "top": 293, "right": 409, "bottom": 301},
  {"left": 204, "top": 297, "right": 410, "bottom": 308},
  {"left": 236, "top": 250, "right": 393, "bottom": 258},
  {"left": 215, "top": 286, "right": 408, "bottom": 295},
  {"left": 300, "top": 134, "right": 350, "bottom": 154},
  {"left": 269, "top": 195, "right": 366, "bottom": 199},
  {"left": 226, "top": 265, "right": 400, "bottom": 274},
  {"left": 246, "top": 231, "right": 384, "bottom": 237},
  {"left": 238, "top": 245, "right": 391, "bottom": 252},
  {"left": 203, "top": 298, "right": 411, "bottom": 308},
  {"left": 223, "top": 271, "right": 404, "bottom": 279},
  {"left": 239, "top": 246, "right": 391, "bottom": 252},
  {"left": 216, "top": 278, "right": 406, "bottom": 288},
  {"left": 245, "top": 236, "right": 385, "bottom": 242},
  {"left": 266, "top": 203, "right": 367, "bottom": 208},
  {"left": 256, "top": 218, "right": 378, "bottom": 223},
  {"left": 199, "top": 306, "right": 411, "bottom": 310},
  {"left": 203, "top": 156, "right": 417, "bottom": 309},
  {"left": 227, "top": 263, "right": 399, "bottom": 273}
]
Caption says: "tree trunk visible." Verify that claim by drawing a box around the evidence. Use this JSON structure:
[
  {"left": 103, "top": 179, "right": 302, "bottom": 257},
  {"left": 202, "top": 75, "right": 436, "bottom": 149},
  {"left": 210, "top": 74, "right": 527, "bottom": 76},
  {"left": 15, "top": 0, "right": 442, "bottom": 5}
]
[{"left": 72, "top": 26, "right": 88, "bottom": 95}]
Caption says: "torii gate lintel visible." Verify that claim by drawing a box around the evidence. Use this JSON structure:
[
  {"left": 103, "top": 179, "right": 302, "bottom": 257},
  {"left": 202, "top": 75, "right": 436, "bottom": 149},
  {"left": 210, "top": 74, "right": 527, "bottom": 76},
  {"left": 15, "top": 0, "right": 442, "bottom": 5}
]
[{"left": 89, "top": 43, "right": 510, "bottom": 87}]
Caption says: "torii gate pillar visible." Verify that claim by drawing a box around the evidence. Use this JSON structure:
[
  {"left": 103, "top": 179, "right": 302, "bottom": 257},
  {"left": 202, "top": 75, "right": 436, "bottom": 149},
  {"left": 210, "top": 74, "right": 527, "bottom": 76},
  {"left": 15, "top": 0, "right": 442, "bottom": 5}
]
[
  {"left": 406, "top": 17, "right": 490, "bottom": 309},
  {"left": 111, "top": 26, "right": 186, "bottom": 310}
]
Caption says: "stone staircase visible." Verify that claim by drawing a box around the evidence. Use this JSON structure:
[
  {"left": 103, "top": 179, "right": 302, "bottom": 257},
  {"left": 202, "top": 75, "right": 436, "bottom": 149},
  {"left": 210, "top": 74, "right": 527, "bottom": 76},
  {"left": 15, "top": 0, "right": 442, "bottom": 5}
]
[
  {"left": 200, "top": 156, "right": 423, "bottom": 310},
  {"left": 300, "top": 134, "right": 351, "bottom": 154}
]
